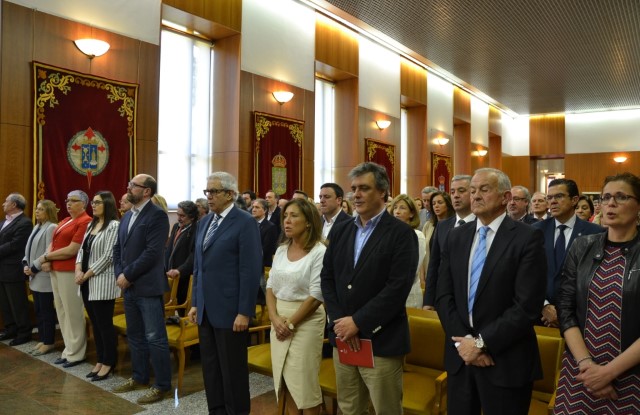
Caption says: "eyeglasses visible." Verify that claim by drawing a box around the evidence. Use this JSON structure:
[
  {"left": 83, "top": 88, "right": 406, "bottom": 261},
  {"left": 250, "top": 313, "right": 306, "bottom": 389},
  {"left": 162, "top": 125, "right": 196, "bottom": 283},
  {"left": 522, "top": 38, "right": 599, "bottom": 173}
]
[
  {"left": 90, "top": 200, "right": 103, "bottom": 206},
  {"left": 203, "top": 188, "right": 227, "bottom": 196},
  {"left": 511, "top": 197, "right": 528, "bottom": 203},
  {"left": 545, "top": 193, "right": 567, "bottom": 202},
  {"left": 65, "top": 199, "right": 82, "bottom": 204},
  {"left": 128, "top": 181, "right": 148, "bottom": 189},
  {"left": 601, "top": 193, "right": 639, "bottom": 204}
]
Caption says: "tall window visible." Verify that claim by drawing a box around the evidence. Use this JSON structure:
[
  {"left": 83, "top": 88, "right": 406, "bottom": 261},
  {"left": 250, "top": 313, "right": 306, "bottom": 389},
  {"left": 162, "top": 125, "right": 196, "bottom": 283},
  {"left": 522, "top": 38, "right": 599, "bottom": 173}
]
[
  {"left": 314, "top": 78, "right": 335, "bottom": 189},
  {"left": 400, "top": 108, "right": 408, "bottom": 194},
  {"left": 157, "top": 29, "right": 213, "bottom": 208}
]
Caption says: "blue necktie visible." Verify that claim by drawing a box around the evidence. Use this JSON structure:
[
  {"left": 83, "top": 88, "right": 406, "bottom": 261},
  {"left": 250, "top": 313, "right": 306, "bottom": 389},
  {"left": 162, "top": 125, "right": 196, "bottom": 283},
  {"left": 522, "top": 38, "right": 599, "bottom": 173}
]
[
  {"left": 203, "top": 214, "right": 220, "bottom": 249},
  {"left": 468, "top": 226, "right": 489, "bottom": 312},
  {"left": 554, "top": 224, "right": 568, "bottom": 269}
]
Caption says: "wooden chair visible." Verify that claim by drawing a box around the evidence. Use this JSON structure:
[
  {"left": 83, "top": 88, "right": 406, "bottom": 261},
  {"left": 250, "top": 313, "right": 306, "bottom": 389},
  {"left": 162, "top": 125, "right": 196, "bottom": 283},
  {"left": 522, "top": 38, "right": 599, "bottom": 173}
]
[
  {"left": 529, "top": 333, "right": 564, "bottom": 415},
  {"left": 247, "top": 324, "right": 272, "bottom": 376},
  {"left": 406, "top": 307, "right": 439, "bottom": 320},
  {"left": 402, "top": 314, "right": 448, "bottom": 414}
]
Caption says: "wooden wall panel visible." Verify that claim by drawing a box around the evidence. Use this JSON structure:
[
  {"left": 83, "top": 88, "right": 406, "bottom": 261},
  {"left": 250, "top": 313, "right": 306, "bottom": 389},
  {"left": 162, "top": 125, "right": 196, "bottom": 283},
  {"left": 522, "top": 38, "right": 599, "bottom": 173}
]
[
  {"left": 489, "top": 134, "right": 502, "bottom": 170},
  {"left": 489, "top": 106, "right": 502, "bottom": 135},
  {"left": 565, "top": 152, "right": 640, "bottom": 193},
  {"left": 502, "top": 156, "right": 533, "bottom": 189},
  {"left": 405, "top": 105, "right": 428, "bottom": 197},
  {"left": 333, "top": 78, "right": 359, "bottom": 193},
  {"left": 315, "top": 15, "right": 358, "bottom": 77},
  {"left": 529, "top": 114, "right": 565, "bottom": 157},
  {"left": 238, "top": 70, "right": 314, "bottom": 197},
  {"left": 470, "top": 144, "right": 489, "bottom": 172},
  {"left": 0, "top": 2, "right": 159, "bottom": 207},
  {"left": 163, "top": 0, "right": 241, "bottom": 33},
  {"left": 453, "top": 87, "right": 471, "bottom": 124},
  {"left": 454, "top": 123, "right": 471, "bottom": 175},
  {"left": 400, "top": 59, "right": 427, "bottom": 106}
]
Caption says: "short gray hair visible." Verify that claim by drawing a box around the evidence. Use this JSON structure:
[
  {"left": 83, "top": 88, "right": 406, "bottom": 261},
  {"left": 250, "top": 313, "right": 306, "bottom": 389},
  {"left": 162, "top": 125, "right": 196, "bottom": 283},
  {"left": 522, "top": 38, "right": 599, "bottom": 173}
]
[
  {"left": 421, "top": 186, "right": 438, "bottom": 195},
  {"left": 7, "top": 193, "right": 26, "bottom": 210},
  {"left": 348, "top": 162, "right": 390, "bottom": 201},
  {"left": 207, "top": 172, "right": 238, "bottom": 197},
  {"left": 253, "top": 198, "right": 268, "bottom": 211},
  {"left": 511, "top": 185, "right": 531, "bottom": 203},
  {"left": 474, "top": 168, "right": 512, "bottom": 193},
  {"left": 67, "top": 190, "right": 89, "bottom": 208},
  {"left": 451, "top": 175, "right": 472, "bottom": 184}
]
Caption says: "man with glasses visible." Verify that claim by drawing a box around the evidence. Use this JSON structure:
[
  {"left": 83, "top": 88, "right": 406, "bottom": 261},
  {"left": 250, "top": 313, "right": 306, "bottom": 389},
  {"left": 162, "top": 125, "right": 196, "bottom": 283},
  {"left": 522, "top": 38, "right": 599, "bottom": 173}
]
[
  {"left": 112, "top": 174, "right": 172, "bottom": 404},
  {"left": 189, "top": 172, "right": 262, "bottom": 415},
  {"left": 507, "top": 185, "right": 538, "bottom": 224},
  {"left": 533, "top": 178, "right": 604, "bottom": 328}
]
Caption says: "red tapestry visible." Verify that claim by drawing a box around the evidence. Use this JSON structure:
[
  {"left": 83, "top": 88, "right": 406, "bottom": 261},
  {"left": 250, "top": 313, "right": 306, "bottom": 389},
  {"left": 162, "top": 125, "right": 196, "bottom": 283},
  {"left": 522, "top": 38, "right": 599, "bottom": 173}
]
[
  {"left": 431, "top": 153, "right": 452, "bottom": 193},
  {"left": 254, "top": 112, "right": 303, "bottom": 199},
  {"left": 32, "top": 62, "right": 137, "bottom": 219},
  {"left": 365, "top": 138, "right": 395, "bottom": 196}
]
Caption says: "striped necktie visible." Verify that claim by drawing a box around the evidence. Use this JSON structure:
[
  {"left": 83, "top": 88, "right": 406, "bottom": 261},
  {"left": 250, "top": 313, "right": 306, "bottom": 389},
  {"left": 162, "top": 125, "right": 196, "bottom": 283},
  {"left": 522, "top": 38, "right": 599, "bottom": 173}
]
[
  {"left": 468, "top": 226, "right": 489, "bottom": 312},
  {"left": 203, "top": 215, "right": 220, "bottom": 249}
]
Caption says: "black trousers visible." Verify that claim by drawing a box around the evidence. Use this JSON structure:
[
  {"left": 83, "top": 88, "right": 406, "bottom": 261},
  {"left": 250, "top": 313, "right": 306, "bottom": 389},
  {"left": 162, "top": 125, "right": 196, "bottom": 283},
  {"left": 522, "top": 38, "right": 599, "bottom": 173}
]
[
  {"left": 32, "top": 290, "right": 56, "bottom": 345},
  {"left": 0, "top": 280, "right": 31, "bottom": 338},
  {"left": 81, "top": 283, "right": 117, "bottom": 366},
  {"left": 447, "top": 364, "right": 533, "bottom": 415},
  {"left": 199, "top": 310, "right": 250, "bottom": 415}
]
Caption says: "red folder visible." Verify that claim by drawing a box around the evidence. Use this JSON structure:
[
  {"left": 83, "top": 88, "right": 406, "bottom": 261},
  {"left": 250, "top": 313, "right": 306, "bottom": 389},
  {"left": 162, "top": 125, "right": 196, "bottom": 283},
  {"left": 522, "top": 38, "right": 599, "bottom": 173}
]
[{"left": 335, "top": 338, "right": 375, "bottom": 368}]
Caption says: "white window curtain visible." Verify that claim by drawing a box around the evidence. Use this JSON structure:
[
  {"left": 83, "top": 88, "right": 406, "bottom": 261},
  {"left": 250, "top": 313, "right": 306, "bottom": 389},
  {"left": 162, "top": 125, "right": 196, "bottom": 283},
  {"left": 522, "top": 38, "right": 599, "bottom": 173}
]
[
  {"left": 314, "top": 78, "right": 335, "bottom": 190},
  {"left": 400, "top": 108, "right": 408, "bottom": 194},
  {"left": 157, "top": 29, "right": 213, "bottom": 208}
]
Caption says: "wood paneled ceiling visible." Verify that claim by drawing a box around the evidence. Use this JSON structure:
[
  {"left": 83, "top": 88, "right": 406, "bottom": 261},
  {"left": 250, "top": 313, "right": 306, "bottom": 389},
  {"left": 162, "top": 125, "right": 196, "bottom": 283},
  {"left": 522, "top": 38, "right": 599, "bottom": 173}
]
[{"left": 321, "top": 0, "right": 640, "bottom": 116}]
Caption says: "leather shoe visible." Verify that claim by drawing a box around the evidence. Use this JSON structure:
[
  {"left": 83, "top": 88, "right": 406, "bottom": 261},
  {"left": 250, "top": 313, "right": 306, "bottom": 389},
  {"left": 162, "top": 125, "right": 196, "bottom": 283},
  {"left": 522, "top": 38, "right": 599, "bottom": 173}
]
[
  {"left": 91, "top": 367, "right": 113, "bottom": 382},
  {"left": 54, "top": 357, "right": 68, "bottom": 365},
  {"left": 9, "top": 336, "right": 31, "bottom": 346},
  {"left": 86, "top": 371, "right": 99, "bottom": 378},
  {"left": 0, "top": 331, "right": 17, "bottom": 341},
  {"left": 62, "top": 360, "right": 85, "bottom": 368}
]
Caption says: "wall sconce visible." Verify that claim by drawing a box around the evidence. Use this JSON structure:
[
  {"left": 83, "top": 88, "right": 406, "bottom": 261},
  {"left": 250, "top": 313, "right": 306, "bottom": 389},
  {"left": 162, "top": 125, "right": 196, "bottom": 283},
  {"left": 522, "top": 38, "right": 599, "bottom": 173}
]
[
  {"left": 433, "top": 137, "right": 449, "bottom": 146},
  {"left": 375, "top": 120, "right": 391, "bottom": 130},
  {"left": 613, "top": 156, "right": 627, "bottom": 163},
  {"left": 272, "top": 91, "right": 294, "bottom": 104},
  {"left": 74, "top": 39, "right": 110, "bottom": 59},
  {"left": 472, "top": 149, "right": 488, "bottom": 157}
]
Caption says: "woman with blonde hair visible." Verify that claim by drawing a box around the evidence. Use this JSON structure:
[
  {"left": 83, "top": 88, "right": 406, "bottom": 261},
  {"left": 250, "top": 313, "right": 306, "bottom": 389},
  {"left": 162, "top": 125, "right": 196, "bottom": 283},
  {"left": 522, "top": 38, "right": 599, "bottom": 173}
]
[
  {"left": 389, "top": 194, "right": 425, "bottom": 308},
  {"left": 23, "top": 199, "right": 58, "bottom": 356},
  {"left": 266, "top": 198, "right": 326, "bottom": 414}
]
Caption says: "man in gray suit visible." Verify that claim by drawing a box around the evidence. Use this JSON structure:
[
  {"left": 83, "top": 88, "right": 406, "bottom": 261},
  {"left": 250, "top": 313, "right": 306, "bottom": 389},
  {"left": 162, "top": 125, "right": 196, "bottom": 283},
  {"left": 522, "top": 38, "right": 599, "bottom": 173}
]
[
  {"left": 419, "top": 186, "right": 438, "bottom": 229},
  {"left": 112, "top": 174, "right": 172, "bottom": 404}
]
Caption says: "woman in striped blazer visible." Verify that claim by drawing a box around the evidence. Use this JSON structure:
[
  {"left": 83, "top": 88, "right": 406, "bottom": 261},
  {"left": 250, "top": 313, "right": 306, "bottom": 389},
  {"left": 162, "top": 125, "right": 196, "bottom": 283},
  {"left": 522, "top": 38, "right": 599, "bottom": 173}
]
[{"left": 75, "top": 191, "right": 120, "bottom": 381}]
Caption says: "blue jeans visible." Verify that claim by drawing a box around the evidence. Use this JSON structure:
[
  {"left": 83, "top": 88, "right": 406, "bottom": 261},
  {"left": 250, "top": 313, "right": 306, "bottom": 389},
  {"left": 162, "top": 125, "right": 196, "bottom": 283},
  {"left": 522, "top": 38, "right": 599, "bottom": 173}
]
[{"left": 123, "top": 290, "right": 172, "bottom": 391}]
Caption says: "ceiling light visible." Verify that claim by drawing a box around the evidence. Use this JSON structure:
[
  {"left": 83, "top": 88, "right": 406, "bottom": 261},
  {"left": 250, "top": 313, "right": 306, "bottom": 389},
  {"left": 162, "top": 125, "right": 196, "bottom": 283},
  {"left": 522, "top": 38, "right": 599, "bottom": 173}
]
[
  {"left": 74, "top": 39, "right": 110, "bottom": 59},
  {"left": 272, "top": 91, "right": 294, "bottom": 104}
]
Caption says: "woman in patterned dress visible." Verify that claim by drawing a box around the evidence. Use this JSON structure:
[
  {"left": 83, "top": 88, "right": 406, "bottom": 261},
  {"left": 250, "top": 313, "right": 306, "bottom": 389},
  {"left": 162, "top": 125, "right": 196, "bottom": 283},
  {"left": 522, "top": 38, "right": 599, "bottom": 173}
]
[{"left": 555, "top": 172, "right": 640, "bottom": 414}]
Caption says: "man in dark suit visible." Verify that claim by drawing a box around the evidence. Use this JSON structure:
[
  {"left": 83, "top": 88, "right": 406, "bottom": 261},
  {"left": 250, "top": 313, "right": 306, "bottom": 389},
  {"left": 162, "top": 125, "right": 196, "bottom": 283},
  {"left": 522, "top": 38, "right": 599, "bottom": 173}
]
[
  {"left": 436, "top": 168, "right": 547, "bottom": 415},
  {"left": 189, "top": 172, "right": 262, "bottom": 415},
  {"left": 165, "top": 200, "right": 198, "bottom": 310},
  {"left": 423, "top": 174, "right": 474, "bottom": 309},
  {"left": 241, "top": 190, "right": 256, "bottom": 212},
  {"left": 251, "top": 198, "right": 277, "bottom": 305},
  {"left": 508, "top": 185, "right": 539, "bottom": 224},
  {"left": 532, "top": 178, "right": 604, "bottom": 327},
  {"left": 265, "top": 189, "right": 281, "bottom": 235},
  {"left": 112, "top": 174, "right": 172, "bottom": 404},
  {"left": 321, "top": 162, "right": 418, "bottom": 414},
  {"left": 0, "top": 193, "right": 33, "bottom": 345},
  {"left": 318, "top": 182, "right": 351, "bottom": 240}
]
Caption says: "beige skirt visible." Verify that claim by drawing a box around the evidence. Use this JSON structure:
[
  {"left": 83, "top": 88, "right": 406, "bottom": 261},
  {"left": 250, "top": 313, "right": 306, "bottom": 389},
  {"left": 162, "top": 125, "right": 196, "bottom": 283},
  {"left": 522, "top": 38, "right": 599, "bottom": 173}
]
[{"left": 271, "top": 299, "right": 326, "bottom": 409}]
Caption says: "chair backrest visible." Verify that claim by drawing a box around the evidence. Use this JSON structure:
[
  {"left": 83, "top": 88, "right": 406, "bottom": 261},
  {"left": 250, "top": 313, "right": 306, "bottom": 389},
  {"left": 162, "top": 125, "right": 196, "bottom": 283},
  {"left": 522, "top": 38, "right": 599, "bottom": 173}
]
[
  {"left": 406, "top": 307, "right": 439, "bottom": 319},
  {"left": 164, "top": 275, "right": 193, "bottom": 316},
  {"left": 405, "top": 315, "right": 446, "bottom": 371},
  {"left": 532, "top": 334, "right": 564, "bottom": 402}
]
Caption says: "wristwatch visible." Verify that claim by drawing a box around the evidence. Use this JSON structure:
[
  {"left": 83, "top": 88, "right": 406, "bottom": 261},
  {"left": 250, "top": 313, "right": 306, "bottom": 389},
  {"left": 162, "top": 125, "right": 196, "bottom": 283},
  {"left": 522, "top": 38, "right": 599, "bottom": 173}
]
[
  {"left": 287, "top": 321, "right": 295, "bottom": 331},
  {"left": 474, "top": 336, "right": 487, "bottom": 352}
]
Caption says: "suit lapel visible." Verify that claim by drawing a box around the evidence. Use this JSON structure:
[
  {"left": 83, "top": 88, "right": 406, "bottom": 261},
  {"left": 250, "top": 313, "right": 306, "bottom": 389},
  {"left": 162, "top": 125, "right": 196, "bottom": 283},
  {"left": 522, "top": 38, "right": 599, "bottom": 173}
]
[
  {"left": 475, "top": 217, "right": 517, "bottom": 300},
  {"left": 353, "top": 212, "right": 389, "bottom": 274},
  {"left": 0, "top": 216, "right": 19, "bottom": 236},
  {"left": 204, "top": 207, "right": 236, "bottom": 251}
]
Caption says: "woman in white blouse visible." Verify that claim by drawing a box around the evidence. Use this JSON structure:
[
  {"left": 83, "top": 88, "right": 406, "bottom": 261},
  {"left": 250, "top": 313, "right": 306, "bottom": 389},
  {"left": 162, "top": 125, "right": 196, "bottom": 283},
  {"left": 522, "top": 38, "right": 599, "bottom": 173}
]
[
  {"left": 389, "top": 194, "right": 425, "bottom": 308},
  {"left": 266, "top": 198, "right": 326, "bottom": 415}
]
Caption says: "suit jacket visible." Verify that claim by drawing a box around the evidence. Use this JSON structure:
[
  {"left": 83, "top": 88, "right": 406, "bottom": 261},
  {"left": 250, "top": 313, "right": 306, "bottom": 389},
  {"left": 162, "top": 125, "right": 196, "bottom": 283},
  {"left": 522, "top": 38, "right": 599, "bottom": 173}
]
[
  {"left": 23, "top": 221, "right": 56, "bottom": 292},
  {"left": 521, "top": 214, "right": 539, "bottom": 225},
  {"left": 113, "top": 201, "right": 170, "bottom": 297},
  {"left": 165, "top": 222, "right": 196, "bottom": 278},
  {"left": 192, "top": 206, "right": 262, "bottom": 328},
  {"left": 532, "top": 216, "right": 604, "bottom": 304},
  {"left": 323, "top": 210, "right": 352, "bottom": 241},
  {"left": 423, "top": 215, "right": 456, "bottom": 307},
  {"left": 320, "top": 211, "right": 418, "bottom": 357},
  {"left": 267, "top": 206, "right": 281, "bottom": 235},
  {"left": 436, "top": 216, "right": 547, "bottom": 387},
  {"left": 258, "top": 219, "right": 278, "bottom": 267},
  {"left": 77, "top": 220, "right": 121, "bottom": 301},
  {"left": 0, "top": 214, "right": 33, "bottom": 282}
]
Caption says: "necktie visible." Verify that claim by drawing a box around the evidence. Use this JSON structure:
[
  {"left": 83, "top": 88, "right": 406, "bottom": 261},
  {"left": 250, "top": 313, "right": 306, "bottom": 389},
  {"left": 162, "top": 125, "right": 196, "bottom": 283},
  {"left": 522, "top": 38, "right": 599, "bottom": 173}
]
[
  {"left": 203, "top": 215, "right": 220, "bottom": 249},
  {"left": 457, "top": 219, "right": 465, "bottom": 227},
  {"left": 554, "top": 224, "right": 568, "bottom": 268},
  {"left": 469, "top": 226, "right": 489, "bottom": 312}
]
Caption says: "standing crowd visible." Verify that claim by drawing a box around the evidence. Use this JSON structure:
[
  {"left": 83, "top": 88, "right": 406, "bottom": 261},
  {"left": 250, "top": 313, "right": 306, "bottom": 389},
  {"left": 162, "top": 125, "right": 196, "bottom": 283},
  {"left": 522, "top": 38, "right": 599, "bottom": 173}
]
[{"left": 0, "top": 163, "right": 639, "bottom": 415}]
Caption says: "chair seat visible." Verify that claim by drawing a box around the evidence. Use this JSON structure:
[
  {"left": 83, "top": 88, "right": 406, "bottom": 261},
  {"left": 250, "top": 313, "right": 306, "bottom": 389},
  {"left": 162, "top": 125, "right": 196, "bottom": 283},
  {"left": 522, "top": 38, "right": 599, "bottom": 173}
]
[
  {"left": 402, "top": 371, "right": 439, "bottom": 414},
  {"left": 528, "top": 398, "right": 550, "bottom": 415},
  {"left": 318, "top": 357, "right": 336, "bottom": 397},
  {"left": 112, "top": 313, "right": 127, "bottom": 335},
  {"left": 247, "top": 343, "right": 273, "bottom": 377}
]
